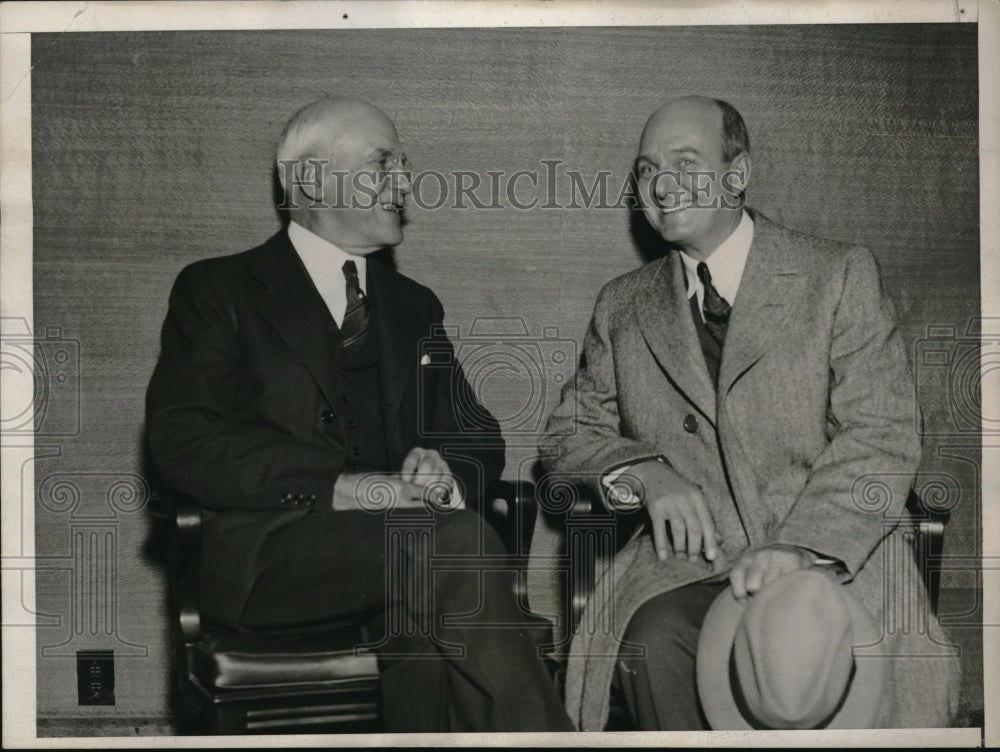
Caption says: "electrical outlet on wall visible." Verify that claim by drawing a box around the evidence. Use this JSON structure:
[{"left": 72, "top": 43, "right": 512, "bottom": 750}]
[{"left": 76, "top": 650, "right": 115, "bottom": 705}]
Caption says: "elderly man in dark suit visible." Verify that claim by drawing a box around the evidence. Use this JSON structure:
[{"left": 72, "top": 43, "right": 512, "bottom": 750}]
[
  {"left": 146, "top": 97, "right": 571, "bottom": 732},
  {"left": 542, "top": 96, "right": 959, "bottom": 730}
]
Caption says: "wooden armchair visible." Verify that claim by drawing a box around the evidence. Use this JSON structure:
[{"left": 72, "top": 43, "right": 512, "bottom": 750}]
[{"left": 167, "top": 480, "right": 538, "bottom": 734}]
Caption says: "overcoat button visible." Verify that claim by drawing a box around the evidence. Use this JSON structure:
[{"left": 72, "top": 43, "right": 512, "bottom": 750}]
[
  {"left": 683, "top": 414, "right": 698, "bottom": 433},
  {"left": 320, "top": 409, "right": 335, "bottom": 423}
]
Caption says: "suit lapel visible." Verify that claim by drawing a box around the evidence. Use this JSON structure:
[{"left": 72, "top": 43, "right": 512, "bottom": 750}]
[
  {"left": 251, "top": 232, "right": 343, "bottom": 408},
  {"left": 368, "top": 262, "right": 425, "bottom": 428},
  {"left": 718, "top": 213, "right": 807, "bottom": 398},
  {"left": 633, "top": 253, "right": 717, "bottom": 423}
]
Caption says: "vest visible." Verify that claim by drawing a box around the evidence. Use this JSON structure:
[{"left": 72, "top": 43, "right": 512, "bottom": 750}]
[{"left": 332, "top": 299, "right": 390, "bottom": 474}]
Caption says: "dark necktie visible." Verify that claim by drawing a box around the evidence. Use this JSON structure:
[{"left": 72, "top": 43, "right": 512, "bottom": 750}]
[
  {"left": 340, "top": 259, "right": 369, "bottom": 348},
  {"left": 697, "top": 262, "right": 731, "bottom": 345}
]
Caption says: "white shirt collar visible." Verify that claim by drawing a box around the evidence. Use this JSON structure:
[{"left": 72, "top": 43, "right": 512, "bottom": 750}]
[
  {"left": 287, "top": 221, "right": 367, "bottom": 326},
  {"left": 680, "top": 210, "right": 754, "bottom": 308}
]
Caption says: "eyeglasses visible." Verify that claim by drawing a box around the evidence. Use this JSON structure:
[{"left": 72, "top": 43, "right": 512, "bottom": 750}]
[{"left": 363, "top": 150, "right": 408, "bottom": 172}]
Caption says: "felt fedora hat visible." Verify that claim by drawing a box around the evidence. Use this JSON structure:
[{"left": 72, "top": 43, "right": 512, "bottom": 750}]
[{"left": 696, "top": 568, "right": 887, "bottom": 729}]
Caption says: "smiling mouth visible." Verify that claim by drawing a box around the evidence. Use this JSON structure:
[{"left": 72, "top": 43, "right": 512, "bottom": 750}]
[
  {"left": 660, "top": 200, "right": 691, "bottom": 214},
  {"left": 379, "top": 202, "right": 404, "bottom": 213}
]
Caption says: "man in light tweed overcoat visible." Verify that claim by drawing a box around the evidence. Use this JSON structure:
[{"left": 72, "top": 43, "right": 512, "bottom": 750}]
[{"left": 542, "top": 96, "right": 960, "bottom": 731}]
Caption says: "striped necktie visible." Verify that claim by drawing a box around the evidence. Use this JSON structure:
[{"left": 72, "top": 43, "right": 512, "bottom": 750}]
[{"left": 340, "top": 259, "right": 369, "bottom": 348}]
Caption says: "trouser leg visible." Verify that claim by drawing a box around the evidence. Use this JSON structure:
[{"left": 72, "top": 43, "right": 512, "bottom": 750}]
[
  {"left": 239, "top": 508, "right": 571, "bottom": 732},
  {"left": 239, "top": 509, "right": 390, "bottom": 631},
  {"left": 377, "top": 508, "right": 571, "bottom": 732},
  {"left": 615, "top": 580, "right": 728, "bottom": 730}
]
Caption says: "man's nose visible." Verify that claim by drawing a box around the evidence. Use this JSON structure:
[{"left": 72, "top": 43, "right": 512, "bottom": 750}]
[
  {"left": 393, "top": 167, "right": 411, "bottom": 195},
  {"left": 653, "top": 170, "right": 683, "bottom": 199},
  {"left": 385, "top": 166, "right": 411, "bottom": 195}
]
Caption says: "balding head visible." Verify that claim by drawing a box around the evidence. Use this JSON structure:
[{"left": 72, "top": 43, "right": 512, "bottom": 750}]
[
  {"left": 641, "top": 96, "right": 748, "bottom": 164},
  {"left": 276, "top": 97, "right": 398, "bottom": 189},
  {"left": 635, "top": 96, "right": 751, "bottom": 258}
]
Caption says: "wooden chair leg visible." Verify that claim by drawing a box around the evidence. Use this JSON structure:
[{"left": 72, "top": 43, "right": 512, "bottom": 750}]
[
  {"left": 172, "top": 676, "right": 206, "bottom": 734},
  {"left": 213, "top": 705, "right": 249, "bottom": 735}
]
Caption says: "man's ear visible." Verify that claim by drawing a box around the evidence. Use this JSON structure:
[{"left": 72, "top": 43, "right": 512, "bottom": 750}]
[
  {"left": 727, "top": 151, "right": 752, "bottom": 195},
  {"left": 294, "top": 159, "right": 322, "bottom": 205},
  {"left": 720, "top": 151, "right": 751, "bottom": 209}
]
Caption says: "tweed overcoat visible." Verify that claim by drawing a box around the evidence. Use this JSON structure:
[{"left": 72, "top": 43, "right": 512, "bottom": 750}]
[{"left": 541, "top": 211, "right": 961, "bottom": 730}]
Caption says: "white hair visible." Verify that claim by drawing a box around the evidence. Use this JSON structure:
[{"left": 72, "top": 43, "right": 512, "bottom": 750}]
[{"left": 275, "top": 97, "right": 347, "bottom": 188}]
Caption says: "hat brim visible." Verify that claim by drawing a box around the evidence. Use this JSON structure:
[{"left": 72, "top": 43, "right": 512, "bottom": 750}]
[{"left": 695, "top": 579, "right": 887, "bottom": 729}]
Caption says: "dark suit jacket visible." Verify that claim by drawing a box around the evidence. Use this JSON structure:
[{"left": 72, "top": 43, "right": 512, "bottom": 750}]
[{"left": 146, "top": 230, "right": 505, "bottom": 627}]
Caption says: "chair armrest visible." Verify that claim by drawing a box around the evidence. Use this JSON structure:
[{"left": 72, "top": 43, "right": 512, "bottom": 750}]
[
  {"left": 485, "top": 479, "right": 537, "bottom": 559},
  {"left": 561, "top": 488, "right": 616, "bottom": 633},
  {"left": 533, "top": 478, "right": 619, "bottom": 635},
  {"left": 172, "top": 501, "right": 203, "bottom": 644},
  {"left": 541, "top": 481, "right": 645, "bottom": 635},
  {"left": 905, "top": 489, "right": 948, "bottom": 614},
  {"left": 485, "top": 480, "right": 537, "bottom": 607}
]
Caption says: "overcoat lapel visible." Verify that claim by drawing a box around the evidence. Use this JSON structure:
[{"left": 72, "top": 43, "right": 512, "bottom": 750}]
[
  {"left": 717, "top": 214, "right": 806, "bottom": 398},
  {"left": 251, "top": 232, "right": 343, "bottom": 409},
  {"left": 633, "top": 253, "right": 717, "bottom": 424}
]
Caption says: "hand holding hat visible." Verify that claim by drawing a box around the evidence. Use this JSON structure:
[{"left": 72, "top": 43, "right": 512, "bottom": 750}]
[{"left": 728, "top": 543, "right": 819, "bottom": 602}]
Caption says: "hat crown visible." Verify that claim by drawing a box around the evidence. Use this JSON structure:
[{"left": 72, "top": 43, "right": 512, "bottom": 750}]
[
  {"left": 696, "top": 567, "right": 887, "bottom": 730},
  {"left": 734, "top": 570, "right": 855, "bottom": 729}
]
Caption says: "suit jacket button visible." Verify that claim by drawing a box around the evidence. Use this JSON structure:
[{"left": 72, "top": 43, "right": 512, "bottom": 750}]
[
  {"left": 683, "top": 414, "right": 698, "bottom": 433},
  {"left": 321, "top": 409, "right": 335, "bottom": 424}
]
